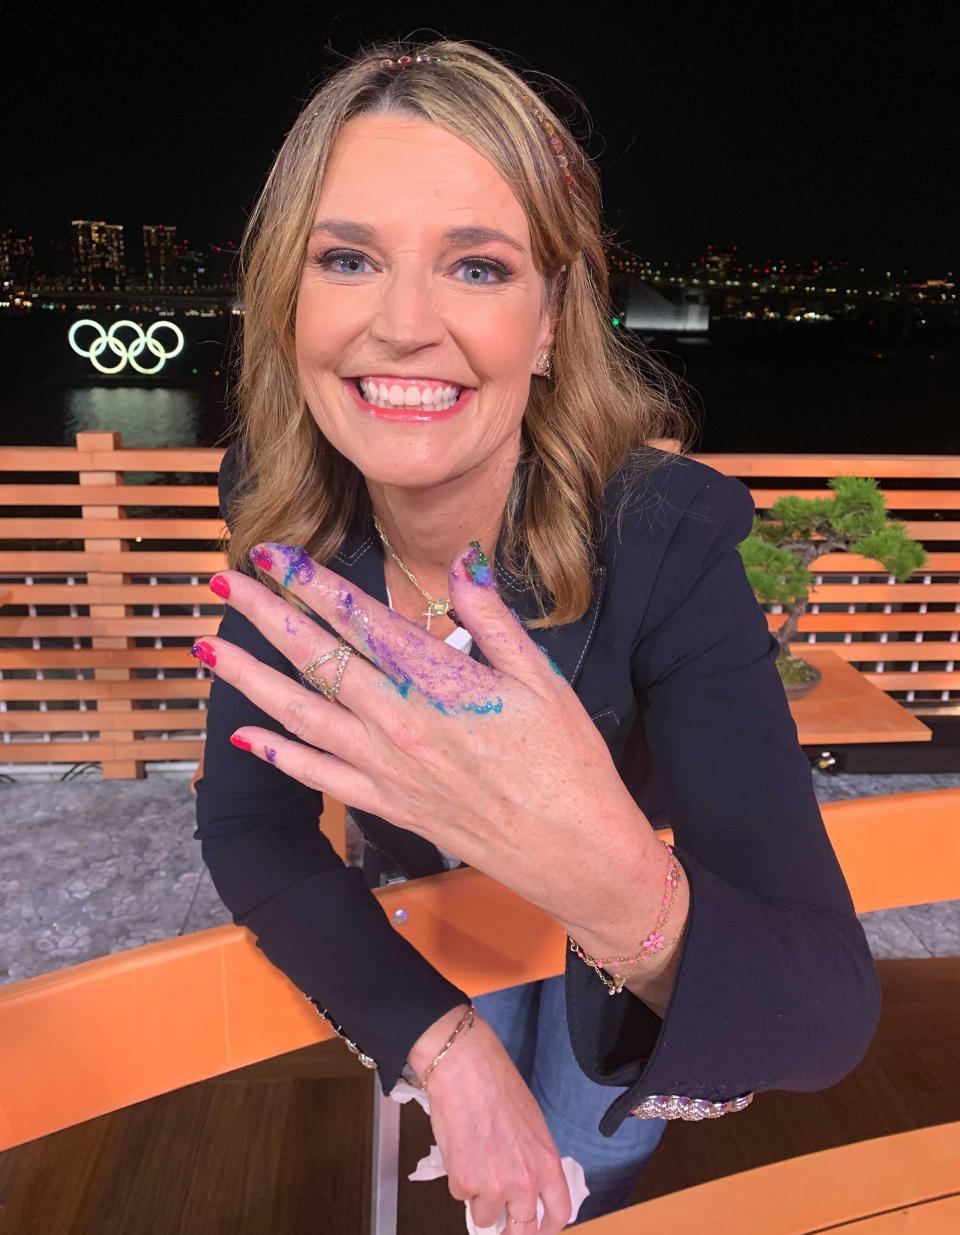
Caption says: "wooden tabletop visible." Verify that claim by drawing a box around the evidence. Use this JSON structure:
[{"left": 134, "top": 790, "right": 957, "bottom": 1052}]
[{"left": 788, "top": 647, "right": 931, "bottom": 746}]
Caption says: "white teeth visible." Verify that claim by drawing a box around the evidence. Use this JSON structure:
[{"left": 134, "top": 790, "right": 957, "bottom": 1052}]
[{"left": 355, "top": 378, "right": 463, "bottom": 411}]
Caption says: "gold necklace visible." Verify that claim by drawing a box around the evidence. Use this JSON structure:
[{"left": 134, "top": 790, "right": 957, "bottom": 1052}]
[{"left": 372, "top": 513, "right": 451, "bottom": 631}]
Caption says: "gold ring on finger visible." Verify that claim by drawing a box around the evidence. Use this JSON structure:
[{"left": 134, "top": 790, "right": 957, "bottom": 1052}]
[
  {"left": 508, "top": 1217, "right": 535, "bottom": 1229},
  {"left": 303, "top": 638, "right": 354, "bottom": 701}
]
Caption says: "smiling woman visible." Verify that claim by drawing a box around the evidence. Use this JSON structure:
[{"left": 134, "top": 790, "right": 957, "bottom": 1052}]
[
  {"left": 226, "top": 41, "right": 691, "bottom": 632},
  {"left": 293, "top": 112, "right": 560, "bottom": 597},
  {"left": 195, "top": 39, "right": 881, "bottom": 1232}
]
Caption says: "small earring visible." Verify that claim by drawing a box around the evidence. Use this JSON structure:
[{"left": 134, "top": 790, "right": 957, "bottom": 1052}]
[{"left": 536, "top": 351, "right": 552, "bottom": 378}]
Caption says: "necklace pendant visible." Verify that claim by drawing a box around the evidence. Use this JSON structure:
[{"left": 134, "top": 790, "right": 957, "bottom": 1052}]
[{"left": 424, "top": 598, "right": 450, "bottom": 631}]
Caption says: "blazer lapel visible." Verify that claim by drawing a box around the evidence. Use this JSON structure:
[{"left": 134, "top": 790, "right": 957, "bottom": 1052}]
[
  {"left": 331, "top": 514, "right": 387, "bottom": 602},
  {"left": 484, "top": 559, "right": 608, "bottom": 690}
]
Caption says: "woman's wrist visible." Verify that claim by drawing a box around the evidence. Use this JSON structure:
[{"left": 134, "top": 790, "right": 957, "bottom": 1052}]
[
  {"left": 406, "top": 1001, "right": 474, "bottom": 1081},
  {"left": 552, "top": 796, "right": 668, "bottom": 929},
  {"left": 565, "top": 843, "right": 691, "bottom": 1017}
]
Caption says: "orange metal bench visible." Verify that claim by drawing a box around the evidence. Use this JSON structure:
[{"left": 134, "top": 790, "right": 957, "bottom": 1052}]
[
  {"left": 1, "top": 787, "right": 957, "bottom": 1153},
  {"left": 577, "top": 1120, "right": 960, "bottom": 1233}
]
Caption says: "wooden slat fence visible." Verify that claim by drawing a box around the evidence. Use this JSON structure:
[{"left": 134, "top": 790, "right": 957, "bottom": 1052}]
[
  {"left": 0, "top": 435, "right": 957, "bottom": 777},
  {"left": 699, "top": 453, "right": 960, "bottom": 706},
  {"left": 0, "top": 431, "right": 225, "bottom": 778}
]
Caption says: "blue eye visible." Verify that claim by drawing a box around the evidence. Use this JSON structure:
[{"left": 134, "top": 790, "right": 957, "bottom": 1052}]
[
  {"left": 455, "top": 258, "right": 512, "bottom": 285},
  {"left": 314, "top": 249, "right": 373, "bottom": 275}
]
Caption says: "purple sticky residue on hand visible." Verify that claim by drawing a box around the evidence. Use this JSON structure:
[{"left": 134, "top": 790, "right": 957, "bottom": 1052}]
[
  {"left": 249, "top": 545, "right": 274, "bottom": 572},
  {"left": 341, "top": 591, "right": 414, "bottom": 696},
  {"left": 264, "top": 745, "right": 277, "bottom": 764},
  {"left": 284, "top": 613, "right": 307, "bottom": 636},
  {"left": 263, "top": 543, "right": 316, "bottom": 589},
  {"left": 335, "top": 588, "right": 503, "bottom": 717}
]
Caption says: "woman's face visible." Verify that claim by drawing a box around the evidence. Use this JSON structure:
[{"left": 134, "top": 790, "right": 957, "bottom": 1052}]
[{"left": 295, "top": 113, "right": 554, "bottom": 492}]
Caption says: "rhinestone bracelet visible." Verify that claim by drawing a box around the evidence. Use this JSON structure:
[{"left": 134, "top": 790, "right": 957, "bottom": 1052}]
[
  {"left": 632, "top": 1093, "right": 754, "bottom": 1121},
  {"left": 569, "top": 843, "right": 684, "bottom": 995},
  {"left": 308, "top": 997, "right": 378, "bottom": 1070}
]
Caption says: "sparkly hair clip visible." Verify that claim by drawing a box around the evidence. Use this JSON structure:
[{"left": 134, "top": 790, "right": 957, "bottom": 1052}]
[
  {"left": 514, "top": 91, "right": 574, "bottom": 198},
  {"left": 377, "top": 52, "right": 453, "bottom": 69}
]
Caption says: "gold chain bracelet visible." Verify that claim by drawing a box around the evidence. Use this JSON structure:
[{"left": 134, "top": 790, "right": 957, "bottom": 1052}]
[
  {"left": 569, "top": 844, "right": 685, "bottom": 995},
  {"left": 415, "top": 1002, "right": 477, "bottom": 1088}
]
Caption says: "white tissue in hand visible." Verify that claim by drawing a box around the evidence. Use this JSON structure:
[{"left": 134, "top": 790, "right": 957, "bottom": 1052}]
[
  {"left": 392, "top": 1080, "right": 589, "bottom": 1231},
  {"left": 391, "top": 1078, "right": 431, "bottom": 1114},
  {"left": 408, "top": 1141, "right": 447, "bottom": 1182}
]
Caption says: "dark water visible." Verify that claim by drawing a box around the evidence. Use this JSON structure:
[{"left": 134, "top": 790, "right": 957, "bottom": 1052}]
[
  {"left": 651, "top": 327, "right": 960, "bottom": 455},
  {"left": 0, "top": 313, "right": 233, "bottom": 449},
  {"left": 1, "top": 313, "right": 957, "bottom": 453}
]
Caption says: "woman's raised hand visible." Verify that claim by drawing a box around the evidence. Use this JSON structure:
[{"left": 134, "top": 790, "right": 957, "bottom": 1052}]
[{"left": 197, "top": 541, "right": 661, "bottom": 937}]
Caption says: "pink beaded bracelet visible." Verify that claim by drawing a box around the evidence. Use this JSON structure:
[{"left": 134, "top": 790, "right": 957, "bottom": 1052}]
[{"left": 569, "top": 843, "right": 685, "bottom": 995}]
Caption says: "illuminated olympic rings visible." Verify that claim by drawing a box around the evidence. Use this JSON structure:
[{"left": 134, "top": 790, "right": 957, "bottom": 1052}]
[{"left": 68, "top": 319, "right": 185, "bottom": 375}]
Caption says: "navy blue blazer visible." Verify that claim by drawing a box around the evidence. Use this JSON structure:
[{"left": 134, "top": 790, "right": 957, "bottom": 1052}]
[{"left": 195, "top": 444, "right": 881, "bottom": 1135}]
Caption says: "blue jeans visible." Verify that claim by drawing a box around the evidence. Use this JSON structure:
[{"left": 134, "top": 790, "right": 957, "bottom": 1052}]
[{"left": 474, "top": 975, "right": 666, "bottom": 1225}]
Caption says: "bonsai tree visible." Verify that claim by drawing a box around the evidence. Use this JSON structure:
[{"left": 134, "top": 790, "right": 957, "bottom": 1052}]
[{"left": 737, "top": 475, "right": 929, "bottom": 692}]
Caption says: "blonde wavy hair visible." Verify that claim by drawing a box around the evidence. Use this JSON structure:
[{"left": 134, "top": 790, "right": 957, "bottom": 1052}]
[{"left": 225, "top": 38, "right": 697, "bottom": 627}]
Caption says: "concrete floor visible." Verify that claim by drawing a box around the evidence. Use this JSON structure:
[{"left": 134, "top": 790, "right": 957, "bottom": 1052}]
[{"left": 1, "top": 770, "right": 959, "bottom": 987}]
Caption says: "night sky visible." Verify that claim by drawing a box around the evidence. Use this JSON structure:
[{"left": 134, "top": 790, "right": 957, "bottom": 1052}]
[{"left": 4, "top": 0, "right": 957, "bottom": 274}]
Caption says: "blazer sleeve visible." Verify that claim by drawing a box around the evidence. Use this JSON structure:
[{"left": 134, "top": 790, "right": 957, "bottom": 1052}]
[
  {"left": 193, "top": 446, "right": 469, "bottom": 1092},
  {"left": 565, "top": 472, "right": 882, "bottom": 1136}
]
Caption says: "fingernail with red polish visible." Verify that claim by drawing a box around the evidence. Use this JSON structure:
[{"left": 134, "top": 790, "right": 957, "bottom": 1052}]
[
  {"left": 190, "top": 641, "right": 216, "bottom": 667},
  {"left": 209, "top": 574, "right": 231, "bottom": 599},
  {"left": 250, "top": 545, "right": 273, "bottom": 571},
  {"left": 230, "top": 734, "right": 252, "bottom": 750}
]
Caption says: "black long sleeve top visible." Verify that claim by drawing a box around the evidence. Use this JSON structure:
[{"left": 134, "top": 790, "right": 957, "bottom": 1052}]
[{"left": 194, "top": 444, "right": 881, "bottom": 1135}]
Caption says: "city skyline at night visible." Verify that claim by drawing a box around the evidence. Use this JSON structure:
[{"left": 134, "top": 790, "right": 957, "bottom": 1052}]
[
  {"left": 2, "top": 217, "right": 956, "bottom": 290},
  {"left": 3, "top": 215, "right": 955, "bottom": 355}
]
